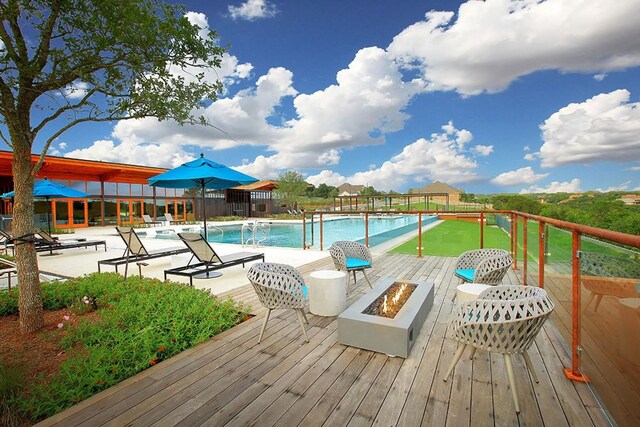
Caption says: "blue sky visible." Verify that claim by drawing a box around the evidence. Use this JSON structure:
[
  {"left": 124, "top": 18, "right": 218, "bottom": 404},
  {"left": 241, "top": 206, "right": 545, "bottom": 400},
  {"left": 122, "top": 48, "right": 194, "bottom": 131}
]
[{"left": 47, "top": 0, "right": 640, "bottom": 194}]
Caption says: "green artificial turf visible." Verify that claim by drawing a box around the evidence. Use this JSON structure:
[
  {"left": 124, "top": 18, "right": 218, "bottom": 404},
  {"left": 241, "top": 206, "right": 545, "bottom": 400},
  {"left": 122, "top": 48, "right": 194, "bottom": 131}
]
[
  {"left": 389, "top": 220, "right": 511, "bottom": 257},
  {"left": 391, "top": 218, "right": 628, "bottom": 263}
]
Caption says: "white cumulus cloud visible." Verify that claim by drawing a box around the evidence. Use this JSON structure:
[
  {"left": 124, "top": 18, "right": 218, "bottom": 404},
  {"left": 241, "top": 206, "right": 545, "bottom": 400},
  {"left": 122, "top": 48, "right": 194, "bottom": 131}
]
[
  {"left": 472, "top": 145, "right": 493, "bottom": 156},
  {"left": 491, "top": 167, "right": 548, "bottom": 186},
  {"left": 173, "top": 13, "right": 254, "bottom": 91},
  {"left": 538, "top": 89, "right": 640, "bottom": 167},
  {"left": 306, "top": 122, "right": 485, "bottom": 191},
  {"left": 388, "top": 0, "right": 640, "bottom": 96},
  {"left": 306, "top": 170, "right": 347, "bottom": 187},
  {"left": 520, "top": 178, "right": 581, "bottom": 194},
  {"left": 235, "top": 47, "right": 425, "bottom": 176},
  {"left": 228, "top": 0, "right": 278, "bottom": 21},
  {"left": 65, "top": 140, "right": 194, "bottom": 168},
  {"left": 595, "top": 181, "right": 631, "bottom": 192},
  {"left": 62, "top": 81, "right": 89, "bottom": 99}
]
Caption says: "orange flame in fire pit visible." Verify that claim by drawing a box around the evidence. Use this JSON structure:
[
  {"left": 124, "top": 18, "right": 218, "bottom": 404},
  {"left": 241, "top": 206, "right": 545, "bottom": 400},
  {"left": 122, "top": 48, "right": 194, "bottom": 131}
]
[{"left": 383, "top": 283, "right": 408, "bottom": 315}]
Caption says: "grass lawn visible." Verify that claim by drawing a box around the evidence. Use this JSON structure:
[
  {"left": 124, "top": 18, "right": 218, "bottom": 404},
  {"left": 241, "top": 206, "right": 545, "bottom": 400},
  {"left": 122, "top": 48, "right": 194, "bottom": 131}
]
[
  {"left": 393, "top": 218, "right": 634, "bottom": 264},
  {"left": 389, "top": 220, "right": 511, "bottom": 257}
]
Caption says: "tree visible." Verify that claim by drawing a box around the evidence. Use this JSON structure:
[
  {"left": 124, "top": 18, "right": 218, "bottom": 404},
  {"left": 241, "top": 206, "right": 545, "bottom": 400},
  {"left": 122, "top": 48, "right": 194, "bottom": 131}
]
[
  {"left": 360, "top": 186, "right": 380, "bottom": 196},
  {"left": 314, "top": 183, "right": 337, "bottom": 199},
  {"left": 274, "top": 171, "right": 307, "bottom": 210},
  {"left": 491, "top": 194, "right": 542, "bottom": 215},
  {"left": 304, "top": 184, "right": 316, "bottom": 197},
  {"left": 0, "top": 0, "right": 225, "bottom": 333},
  {"left": 460, "top": 192, "right": 476, "bottom": 203}
]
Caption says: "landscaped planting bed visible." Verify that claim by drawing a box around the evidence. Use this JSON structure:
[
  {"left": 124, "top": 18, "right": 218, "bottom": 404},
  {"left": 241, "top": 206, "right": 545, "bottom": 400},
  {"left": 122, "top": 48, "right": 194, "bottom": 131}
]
[{"left": 0, "top": 273, "right": 249, "bottom": 425}]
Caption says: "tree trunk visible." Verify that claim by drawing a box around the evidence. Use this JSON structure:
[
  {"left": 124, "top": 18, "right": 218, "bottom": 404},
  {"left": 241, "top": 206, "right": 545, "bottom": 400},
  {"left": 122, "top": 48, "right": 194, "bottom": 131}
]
[{"left": 11, "top": 131, "right": 43, "bottom": 334}]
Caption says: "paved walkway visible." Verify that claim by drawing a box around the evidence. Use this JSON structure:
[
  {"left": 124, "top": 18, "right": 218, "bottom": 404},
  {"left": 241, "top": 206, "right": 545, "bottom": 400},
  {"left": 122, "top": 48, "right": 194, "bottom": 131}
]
[{"left": 35, "top": 223, "right": 329, "bottom": 295}]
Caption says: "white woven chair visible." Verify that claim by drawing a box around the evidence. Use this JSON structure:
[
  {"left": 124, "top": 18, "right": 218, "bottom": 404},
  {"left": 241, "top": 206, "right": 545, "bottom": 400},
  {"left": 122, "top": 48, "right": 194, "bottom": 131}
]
[
  {"left": 247, "top": 262, "right": 309, "bottom": 344},
  {"left": 443, "top": 285, "right": 554, "bottom": 413},
  {"left": 454, "top": 248, "right": 512, "bottom": 285},
  {"left": 329, "top": 241, "right": 372, "bottom": 293}
]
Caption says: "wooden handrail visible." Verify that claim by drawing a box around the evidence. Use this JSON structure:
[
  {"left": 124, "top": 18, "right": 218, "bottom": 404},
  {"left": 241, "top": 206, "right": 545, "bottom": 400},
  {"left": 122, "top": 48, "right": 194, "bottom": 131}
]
[
  {"left": 310, "top": 208, "right": 638, "bottom": 385},
  {"left": 514, "top": 211, "right": 640, "bottom": 248}
]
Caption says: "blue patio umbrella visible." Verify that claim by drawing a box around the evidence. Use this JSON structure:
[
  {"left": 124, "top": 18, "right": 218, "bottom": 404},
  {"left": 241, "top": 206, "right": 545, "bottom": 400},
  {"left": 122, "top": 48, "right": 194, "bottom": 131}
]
[
  {"left": 1, "top": 178, "right": 89, "bottom": 234},
  {"left": 148, "top": 154, "right": 258, "bottom": 239}
]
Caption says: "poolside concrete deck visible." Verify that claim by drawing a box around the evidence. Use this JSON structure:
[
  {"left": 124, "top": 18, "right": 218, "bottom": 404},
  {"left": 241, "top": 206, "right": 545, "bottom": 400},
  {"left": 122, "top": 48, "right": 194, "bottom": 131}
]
[
  {"left": 37, "top": 251, "right": 609, "bottom": 426},
  {"left": 35, "top": 224, "right": 330, "bottom": 295}
]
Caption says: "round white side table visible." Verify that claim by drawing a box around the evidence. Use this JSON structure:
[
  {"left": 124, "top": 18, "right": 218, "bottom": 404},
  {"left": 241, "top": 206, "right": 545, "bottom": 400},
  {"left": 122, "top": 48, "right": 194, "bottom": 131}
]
[
  {"left": 309, "top": 270, "right": 347, "bottom": 316},
  {"left": 456, "top": 283, "right": 492, "bottom": 303}
]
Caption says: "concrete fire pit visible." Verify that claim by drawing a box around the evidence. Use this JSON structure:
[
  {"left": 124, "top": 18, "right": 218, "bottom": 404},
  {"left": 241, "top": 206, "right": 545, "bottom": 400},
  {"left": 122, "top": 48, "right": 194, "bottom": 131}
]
[{"left": 337, "top": 278, "right": 434, "bottom": 358}]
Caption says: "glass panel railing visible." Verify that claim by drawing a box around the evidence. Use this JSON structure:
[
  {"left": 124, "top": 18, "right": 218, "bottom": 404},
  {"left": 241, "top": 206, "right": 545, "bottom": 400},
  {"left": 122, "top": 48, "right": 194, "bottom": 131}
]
[
  {"left": 484, "top": 214, "right": 511, "bottom": 252},
  {"left": 494, "top": 213, "right": 511, "bottom": 235},
  {"left": 579, "top": 241, "right": 640, "bottom": 426},
  {"left": 525, "top": 219, "right": 541, "bottom": 287},
  {"left": 541, "top": 224, "right": 574, "bottom": 348}
]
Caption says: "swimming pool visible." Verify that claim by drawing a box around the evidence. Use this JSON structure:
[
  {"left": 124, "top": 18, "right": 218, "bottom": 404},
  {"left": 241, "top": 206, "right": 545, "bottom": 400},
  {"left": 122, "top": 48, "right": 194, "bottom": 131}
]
[{"left": 153, "top": 215, "right": 437, "bottom": 249}]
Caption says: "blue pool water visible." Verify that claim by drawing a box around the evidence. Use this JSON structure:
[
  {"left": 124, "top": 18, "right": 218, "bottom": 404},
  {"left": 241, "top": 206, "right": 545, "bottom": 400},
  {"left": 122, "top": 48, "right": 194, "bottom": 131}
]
[{"left": 155, "top": 215, "right": 437, "bottom": 249}]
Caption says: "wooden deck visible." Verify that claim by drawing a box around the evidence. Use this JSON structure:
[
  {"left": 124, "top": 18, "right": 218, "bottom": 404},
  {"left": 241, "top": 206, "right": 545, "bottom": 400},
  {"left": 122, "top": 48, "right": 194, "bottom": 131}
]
[{"left": 39, "top": 254, "right": 610, "bottom": 426}]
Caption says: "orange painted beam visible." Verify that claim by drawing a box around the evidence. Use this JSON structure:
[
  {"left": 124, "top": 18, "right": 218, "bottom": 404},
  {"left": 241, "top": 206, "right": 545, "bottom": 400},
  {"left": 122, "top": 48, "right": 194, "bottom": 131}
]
[{"left": 0, "top": 150, "right": 166, "bottom": 184}]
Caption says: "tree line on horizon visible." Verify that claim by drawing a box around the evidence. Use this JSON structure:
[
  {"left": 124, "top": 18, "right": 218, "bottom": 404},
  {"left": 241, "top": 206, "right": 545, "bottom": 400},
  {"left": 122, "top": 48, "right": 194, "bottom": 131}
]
[
  {"left": 275, "top": 171, "right": 639, "bottom": 235},
  {"left": 490, "top": 193, "right": 640, "bottom": 236}
]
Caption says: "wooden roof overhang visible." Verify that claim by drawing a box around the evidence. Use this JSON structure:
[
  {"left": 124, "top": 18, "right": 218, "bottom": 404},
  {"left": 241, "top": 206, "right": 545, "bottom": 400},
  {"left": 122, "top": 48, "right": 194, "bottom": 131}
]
[
  {"left": 233, "top": 180, "right": 277, "bottom": 192},
  {"left": 0, "top": 151, "right": 167, "bottom": 184}
]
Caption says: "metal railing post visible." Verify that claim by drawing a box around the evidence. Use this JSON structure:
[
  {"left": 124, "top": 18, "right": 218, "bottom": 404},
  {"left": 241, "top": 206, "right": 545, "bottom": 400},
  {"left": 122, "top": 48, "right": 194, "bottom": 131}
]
[
  {"left": 538, "top": 220, "right": 545, "bottom": 288},
  {"left": 365, "top": 212, "right": 369, "bottom": 247},
  {"left": 512, "top": 212, "right": 518, "bottom": 270},
  {"left": 565, "top": 230, "right": 588, "bottom": 382},
  {"left": 319, "top": 212, "right": 324, "bottom": 251},
  {"left": 479, "top": 211, "right": 484, "bottom": 249},
  {"left": 523, "top": 218, "right": 528, "bottom": 285},
  {"left": 418, "top": 212, "right": 423, "bottom": 258},
  {"left": 302, "top": 213, "right": 306, "bottom": 249}
]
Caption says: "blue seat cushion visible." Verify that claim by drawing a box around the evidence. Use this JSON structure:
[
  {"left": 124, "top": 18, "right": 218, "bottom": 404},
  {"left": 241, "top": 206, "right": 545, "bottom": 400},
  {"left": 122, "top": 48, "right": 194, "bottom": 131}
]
[
  {"left": 301, "top": 284, "right": 308, "bottom": 299},
  {"left": 455, "top": 269, "right": 475, "bottom": 282},
  {"left": 346, "top": 258, "right": 371, "bottom": 269}
]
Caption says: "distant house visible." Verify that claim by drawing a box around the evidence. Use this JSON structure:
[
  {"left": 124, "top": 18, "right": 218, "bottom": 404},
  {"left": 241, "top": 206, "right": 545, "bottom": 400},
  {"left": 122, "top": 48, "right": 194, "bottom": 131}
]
[
  {"left": 410, "top": 181, "right": 463, "bottom": 203},
  {"left": 337, "top": 182, "right": 365, "bottom": 196},
  {"left": 620, "top": 194, "right": 640, "bottom": 205}
]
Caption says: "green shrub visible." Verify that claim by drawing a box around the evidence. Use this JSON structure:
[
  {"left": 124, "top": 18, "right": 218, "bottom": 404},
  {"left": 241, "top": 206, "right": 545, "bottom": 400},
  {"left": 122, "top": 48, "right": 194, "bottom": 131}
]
[
  {"left": 0, "top": 253, "right": 15, "bottom": 262},
  {"left": 0, "top": 289, "right": 18, "bottom": 316},
  {"left": 209, "top": 216, "right": 244, "bottom": 222},
  {"left": 0, "top": 358, "right": 27, "bottom": 427},
  {"left": 4, "top": 273, "right": 249, "bottom": 421}
]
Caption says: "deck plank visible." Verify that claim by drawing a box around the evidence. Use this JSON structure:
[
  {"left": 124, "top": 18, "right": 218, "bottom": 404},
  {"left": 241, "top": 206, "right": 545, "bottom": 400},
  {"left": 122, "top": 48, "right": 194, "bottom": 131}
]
[
  {"left": 37, "top": 254, "right": 612, "bottom": 427},
  {"left": 313, "top": 352, "right": 387, "bottom": 426}
]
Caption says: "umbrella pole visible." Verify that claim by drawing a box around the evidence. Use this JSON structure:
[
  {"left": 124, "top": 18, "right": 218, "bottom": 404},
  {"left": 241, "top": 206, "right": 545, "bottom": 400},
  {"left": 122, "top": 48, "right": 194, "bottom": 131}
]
[
  {"left": 202, "top": 182, "right": 207, "bottom": 240},
  {"left": 47, "top": 197, "right": 52, "bottom": 235}
]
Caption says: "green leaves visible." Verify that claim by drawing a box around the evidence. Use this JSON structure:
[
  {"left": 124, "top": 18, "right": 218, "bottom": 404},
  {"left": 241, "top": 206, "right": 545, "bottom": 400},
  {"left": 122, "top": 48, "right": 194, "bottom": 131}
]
[
  {"left": 275, "top": 170, "right": 308, "bottom": 210},
  {"left": 0, "top": 0, "right": 227, "bottom": 136},
  {"left": 2, "top": 273, "right": 249, "bottom": 421}
]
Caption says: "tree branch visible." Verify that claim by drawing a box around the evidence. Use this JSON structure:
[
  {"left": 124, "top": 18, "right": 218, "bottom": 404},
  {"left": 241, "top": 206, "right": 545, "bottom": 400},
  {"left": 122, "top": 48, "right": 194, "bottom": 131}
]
[
  {"left": 0, "top": 19, "right": 20, "bottom": 64},
  {"left": 5, "top": 1, "right": 28, "bottom": 66},
  {"left": 31, "top": 86, "right": 99, "bottom": 135},
  {"left": 0, "top": 75, "right": 16, "bottom": 118},
  {"left": 0, "top": 129, "right": 11, "bottom": 147},
  {"left": 34, "top": 112, "right": 151, "bottom": 172},
  {"left": 32, "top": 0, "right": 61, "bottom": 74}
]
